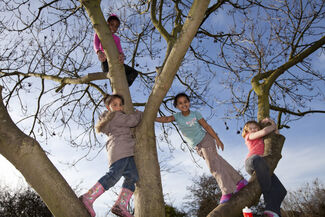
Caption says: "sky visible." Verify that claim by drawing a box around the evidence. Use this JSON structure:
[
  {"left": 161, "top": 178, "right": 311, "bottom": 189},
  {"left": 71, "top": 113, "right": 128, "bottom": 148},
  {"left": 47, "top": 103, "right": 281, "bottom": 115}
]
[{"left": 1, "top": 1, "right": 325, "bottom": 217}]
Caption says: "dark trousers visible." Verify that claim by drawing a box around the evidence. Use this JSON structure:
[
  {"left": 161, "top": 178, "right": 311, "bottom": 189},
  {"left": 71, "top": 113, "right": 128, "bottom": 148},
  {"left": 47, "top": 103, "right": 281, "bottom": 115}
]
[
  {"left": 98, "top": 156, "right": 139, "bottom": 192},
  {"left": 101, "top": 61, "right": 138, "bottom": 86},
  {"left": 245, "top": 155, "right": 287, "bottom": 216}
]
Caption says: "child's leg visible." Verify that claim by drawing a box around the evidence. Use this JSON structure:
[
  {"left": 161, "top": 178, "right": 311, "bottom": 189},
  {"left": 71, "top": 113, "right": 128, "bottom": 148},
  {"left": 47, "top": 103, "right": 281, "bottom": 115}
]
[
  {"left": 246, "top": 155, "right": 286, "bottom": 216},
  {"left": 246, "top": 155, "right": 272, "bottom": 192},
  {"left": 124, "top": 64, "right": 139, "bottom": 86},
  {"left": 101, "top": 61, "right": 138, "bottom": 87},
  {"left": 80, "top": 158, "right": 128, "bottom": 217},
  {"left": 196, "top": 135, "right": 242, "bottom": 195},
  {"left": 121, "top": 156, "right": 139, "bottom": 192},
  {"left": 112, "top": 157, "right": 138, "bottom": 217},
  {"left": 80, "top": 182, "right": 105, "bottom": 217},
  {"left": 97, "top": 158, "right": 130, "bottom": 190},
  {"left": 101, "top": 60, "right": 109, "bottom": 73},
  {"left": 263, "top": 174, "right": 287, "bottom": 216}
]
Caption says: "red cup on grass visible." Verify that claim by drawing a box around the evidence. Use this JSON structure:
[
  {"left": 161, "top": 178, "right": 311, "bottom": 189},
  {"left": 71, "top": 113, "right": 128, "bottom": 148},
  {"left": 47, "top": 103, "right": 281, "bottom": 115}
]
[{"left": 242, "top": 206, "right": 253, "bottom": 217}]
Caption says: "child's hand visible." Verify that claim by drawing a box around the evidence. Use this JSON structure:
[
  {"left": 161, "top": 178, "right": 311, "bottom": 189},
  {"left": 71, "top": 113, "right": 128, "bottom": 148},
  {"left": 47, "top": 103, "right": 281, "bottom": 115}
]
[
  {"left": 97, "top": 51, "right": 107, "bottom": 62},
  {"left": 261, "top": 117, "right": 272, "bottom": 124},
  {"left": 261, "top": 117, "right": 278, "bottom": 133},
  {"left": 118, "top": 53, "right": 124, "bottom": 64},
  {"left": 215, "top": 137, "right": 224, "bottom": 151}
]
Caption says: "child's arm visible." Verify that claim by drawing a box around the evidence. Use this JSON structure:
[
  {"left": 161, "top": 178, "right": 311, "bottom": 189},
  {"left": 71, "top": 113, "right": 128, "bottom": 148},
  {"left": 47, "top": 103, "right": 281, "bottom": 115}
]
[
  {"left": 95, "top": 110, "right": 112, "bottom": 133},
  {"left": 249, "top": 118, "right": 277, "bottom": 140},
  {"left": 118, "top": 53, "right": 124, "bottom": 64},
  {"left": 114, "top": 111, "right": 143, "bottom": 128},
  {"left": 94, "top": 34, "right": 107, "bottom": 62},
  {"left": 198, "top": 118, "right": 224, "bottom": 151},
  {"left": 155, "top": 115, "right": 175, "bottom": 123},
  {"left": 114, "top": 36, "right": 124, "bottom": 55},
  {"left": 93, "top": 34, "right": 101, "bottom": 53},
  {"left": 262, "top": 118, "right": 279, "bottom": 134}
]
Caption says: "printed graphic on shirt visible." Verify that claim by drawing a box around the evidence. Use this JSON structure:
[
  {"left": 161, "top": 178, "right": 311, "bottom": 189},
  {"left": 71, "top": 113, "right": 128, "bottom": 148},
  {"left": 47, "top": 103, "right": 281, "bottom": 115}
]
[
  {"left": 186, "top": 117, "right": 197, "bottom": 127},
  {"left": 173, "top": 111, "right": 206, "bottom": 147}
]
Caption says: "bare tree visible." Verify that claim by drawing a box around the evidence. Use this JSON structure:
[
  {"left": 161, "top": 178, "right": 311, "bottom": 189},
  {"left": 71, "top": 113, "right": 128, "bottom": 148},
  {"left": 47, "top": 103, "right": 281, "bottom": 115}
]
[
  {"left": 0, "top": 186, "right": 52, "bottom": 217},
  {"left": 0, "top": 0, "right": 221, "bottom": 216},
  {"left": 282, "top": 179, "right": 325, "bottom": 217},
  {"left": 1, "top": 0, "right": 323, "bottom": 217},
  {"left": 206, "top": 0, "right": 325, "bottom": 216},
  {"left": 184, "top": 174, "right": 221, "bottom": 217}
]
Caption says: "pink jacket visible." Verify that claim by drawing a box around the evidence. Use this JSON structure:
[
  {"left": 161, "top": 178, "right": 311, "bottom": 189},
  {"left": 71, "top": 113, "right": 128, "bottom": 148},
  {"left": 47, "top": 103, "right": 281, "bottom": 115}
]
[{"left": 93, "top": 33, "right": 123, "bottom": 55}]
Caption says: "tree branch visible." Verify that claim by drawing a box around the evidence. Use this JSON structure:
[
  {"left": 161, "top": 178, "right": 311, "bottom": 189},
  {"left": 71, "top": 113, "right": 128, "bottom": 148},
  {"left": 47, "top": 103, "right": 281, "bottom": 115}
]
[
  {"left": 150, "top": 0, "right": 172, "bottom": 42},
  {"left": 266, "top": 35, "right": 325, "bottom": 90},
  {"left": 0, "top": 71, "right": 109, "bottom": 85},
  {"left": 270, "top": 105, "right": 325, "bottom": 116}
]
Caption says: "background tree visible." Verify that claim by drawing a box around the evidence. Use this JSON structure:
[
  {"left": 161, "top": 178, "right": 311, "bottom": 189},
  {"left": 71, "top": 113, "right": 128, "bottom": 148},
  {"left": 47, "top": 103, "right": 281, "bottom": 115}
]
[
  {"left": 0, "top": 0, "right": 224, "bottom": 216},
  {"left": 184, "top": 174, "right": 221, "bottom": 217},
  {"left": 282, "top": 179, "right": 325, "bottom": 217},
  {"left": 0, "top": 186, "right": 52, "bottom": 217},
  {"left": 204, "top": 1, "right": 325, "bottom": 215},
  {"left": 184, "top": 173, "right": 267, "bottom": 217},
  {"left": 165, "top": 203, "right": 187, "bottom": 217}
]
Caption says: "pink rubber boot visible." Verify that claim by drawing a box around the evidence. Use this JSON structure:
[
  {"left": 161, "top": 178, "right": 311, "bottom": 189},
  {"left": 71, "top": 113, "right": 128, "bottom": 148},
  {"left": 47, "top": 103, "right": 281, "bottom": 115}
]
[
  {"left": 80, "top": 182, "right": 105, "bottom": 217},
  {"left": 111, "top": 188, "right": 134, "bottom": 217},
  {"left": 235, "top": 179, "right": 248, "bottom": 193}
]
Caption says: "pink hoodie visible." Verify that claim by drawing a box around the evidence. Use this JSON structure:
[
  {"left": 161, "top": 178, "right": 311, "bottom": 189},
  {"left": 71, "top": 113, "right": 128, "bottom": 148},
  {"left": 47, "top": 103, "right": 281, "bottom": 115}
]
[{"left": 93, "top": 33, "right": 123, "bottom": 55}]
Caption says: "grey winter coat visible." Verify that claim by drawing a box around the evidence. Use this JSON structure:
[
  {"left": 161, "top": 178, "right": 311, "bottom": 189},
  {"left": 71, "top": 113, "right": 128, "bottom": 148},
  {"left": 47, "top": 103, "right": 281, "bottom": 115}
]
[{"left": 95, "top": 110, "right": 143, "bottom": 166}]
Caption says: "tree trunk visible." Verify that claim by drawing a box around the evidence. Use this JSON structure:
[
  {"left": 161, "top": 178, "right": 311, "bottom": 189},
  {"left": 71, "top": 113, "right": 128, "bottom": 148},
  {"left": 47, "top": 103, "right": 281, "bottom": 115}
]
[
  {"left": 80, "top": 0, "right": 133, "bottom": 112},
  {"left": 207, "top": 133, "right": 285, "bottom": 217},
  {"left": 257, "top": 94, "right": 270, "bottom": 121},
  {"left": 0, "top": 86, "right": 90, "bottom": 217},
  {"left": 133, "top": 122, "right": 165, "bottom": 216},
  {"left": 133, "top": 1, "right": 211, "bottom": 216}
]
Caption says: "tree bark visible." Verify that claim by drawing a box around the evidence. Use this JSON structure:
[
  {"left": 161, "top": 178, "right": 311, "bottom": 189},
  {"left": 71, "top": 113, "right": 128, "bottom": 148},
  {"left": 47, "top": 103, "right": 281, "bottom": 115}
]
[
  {"left": 257, "top": 94, "right": 270, "bottom": 121},
  {"left": 0, "top": 86, "right": 90, "bottom": 217},
  {"left": 207, "top": 133, "right": 285, "bottom": 217},
  {"left": 80, "top": 0, "right": 132, "bottom": 112},
  {"left": 133, "top": 1, "right": 211, "bottom": 216},
  {"left": 81, "top": 0, "right": 211, "bottom": 216}
]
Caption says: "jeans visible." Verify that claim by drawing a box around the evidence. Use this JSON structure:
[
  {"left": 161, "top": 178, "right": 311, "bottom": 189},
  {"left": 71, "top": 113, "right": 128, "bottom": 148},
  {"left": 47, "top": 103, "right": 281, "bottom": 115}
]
[
  {"left": 245, "top": 155, "right": 287, "bottom": 216},
  {"left": 98, "top": 156, "right": 139, "bottom": 192},
  {"left": 101, "top": 60, "right": 138, "bottom": 86}
]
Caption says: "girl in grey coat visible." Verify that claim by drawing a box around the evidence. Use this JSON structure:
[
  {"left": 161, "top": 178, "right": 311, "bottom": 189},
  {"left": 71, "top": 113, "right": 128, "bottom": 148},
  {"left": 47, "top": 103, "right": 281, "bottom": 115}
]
[{"left": 80, "top": 94, "right": 142, "bottom": 217}]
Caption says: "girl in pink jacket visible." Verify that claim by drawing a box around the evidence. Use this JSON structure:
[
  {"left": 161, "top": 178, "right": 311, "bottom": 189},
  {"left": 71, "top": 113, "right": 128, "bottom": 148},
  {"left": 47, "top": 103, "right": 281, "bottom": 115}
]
[
  {"left": 80, "top": 94, "right": 142, "bottom": 217},
  {"left": 94, "top": 14, "right": 138, "bottom": 86}
]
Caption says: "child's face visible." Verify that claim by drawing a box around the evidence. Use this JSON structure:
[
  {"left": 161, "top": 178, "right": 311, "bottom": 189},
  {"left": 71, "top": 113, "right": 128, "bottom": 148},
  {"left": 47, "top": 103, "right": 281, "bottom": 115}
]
[
  {"left": 176, "top": 96, "right": 190, "bottom": 112},
  {"left": 246, "top": 123, "right": 260, "bottom": 133},
  {"left": 108, "top": 20, "right": 120, "bottom": 34},
  {"left": 107, "top": 98, "right": 124, "bottom": 112}
]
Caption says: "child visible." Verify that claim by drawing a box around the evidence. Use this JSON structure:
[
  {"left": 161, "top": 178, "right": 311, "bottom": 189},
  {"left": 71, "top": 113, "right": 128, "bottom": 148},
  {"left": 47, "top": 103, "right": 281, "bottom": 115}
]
[
  {"left": 242, "top": 118, "right": 287, "bottom": 217},
  {"left": 156, "top": 93, "right": 247, "bottom": 204},
  {"left": 94, "top": 14, "right": 138, "bottom": 86},
  {"left": 80, "top": 94, "right": 142, "bottom": 217}
]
